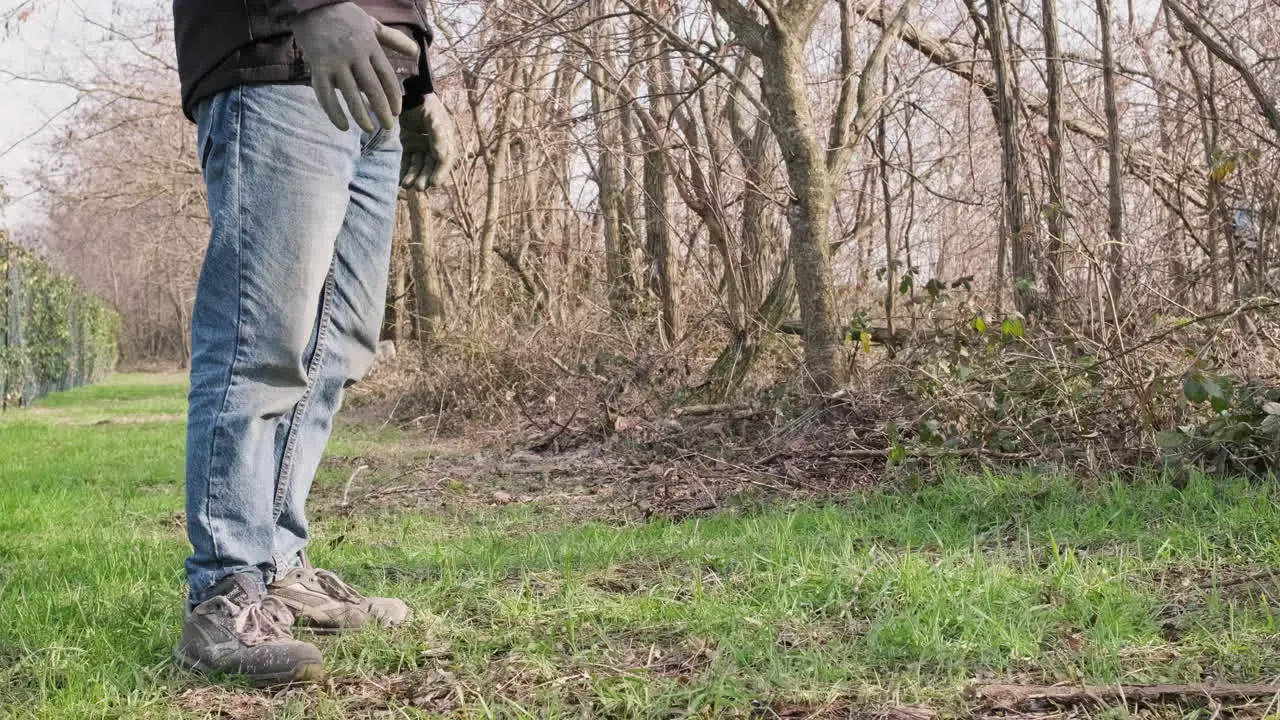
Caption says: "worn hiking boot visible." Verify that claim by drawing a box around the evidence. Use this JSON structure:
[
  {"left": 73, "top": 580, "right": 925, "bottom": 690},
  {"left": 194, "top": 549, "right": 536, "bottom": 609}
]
[
  {"left": 173, "top": 574, "right": 325, "bottom": 686},
  {"left": 268, "top": 565, "right": 411, "bottom": 634}
]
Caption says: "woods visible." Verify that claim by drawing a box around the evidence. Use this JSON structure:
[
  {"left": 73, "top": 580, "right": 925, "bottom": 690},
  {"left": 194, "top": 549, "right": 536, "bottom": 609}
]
[{"left": 2, "top": 0, "right": 1277, "bottom": 458}]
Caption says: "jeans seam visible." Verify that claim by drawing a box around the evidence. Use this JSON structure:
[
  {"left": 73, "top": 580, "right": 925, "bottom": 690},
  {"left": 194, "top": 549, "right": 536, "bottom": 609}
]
[
  {"left": 361, "top": 127, "right": 387, "bottom": 157},
  {"left": 271, "top": 261, "right": 337, "bottom": 550},
  {"left": 201, "top": 86, "right": 248, "bottom": 574}
]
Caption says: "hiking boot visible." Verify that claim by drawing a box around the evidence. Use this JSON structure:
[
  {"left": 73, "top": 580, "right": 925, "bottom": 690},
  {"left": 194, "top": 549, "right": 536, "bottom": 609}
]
[
  {"left": 268, "top": 565, "right": 411, "bottom": 634},
  {"left": 173, "top": 574, "right": 325, "bottom": 686}
]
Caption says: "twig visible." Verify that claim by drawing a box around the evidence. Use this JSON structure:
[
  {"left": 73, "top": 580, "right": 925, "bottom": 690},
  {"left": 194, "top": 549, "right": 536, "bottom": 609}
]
[
  {"left": 529, "top": 403, "right": 582, "bottom": 452},
  {"left": 1259, "top": 677, "right": 1280, "bottom": 719},
  {"left": 549, "top": 356, "right": 608, "bottom": 383},
  {"left": 513, "top": 392, "right": 551, "bottom": 433},
  {"left": 342, "top": 484, "right": 421, "bottom": 512},
  {"left": 380, "top": 389, "right": 406, "bottom": 431},
  {"left": 1064, "top": 299, "right": 1280, "bottom": 380},
  {"left": 340, "top": 465, "right": 370, "bottom": 506}
]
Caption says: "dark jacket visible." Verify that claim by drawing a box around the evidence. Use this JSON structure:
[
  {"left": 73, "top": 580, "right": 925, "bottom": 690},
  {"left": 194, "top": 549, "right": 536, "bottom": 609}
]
[{"left": 173, "top": 0, "right": 435, "bottom": 121}]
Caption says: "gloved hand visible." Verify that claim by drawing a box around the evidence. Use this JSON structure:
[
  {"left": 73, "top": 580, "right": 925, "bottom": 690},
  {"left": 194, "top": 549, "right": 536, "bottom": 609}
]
[
  {"left": 400, "top": 93, "right": 456, "bottom": 190},
  {"left": 290, "top": 2, "right": 419, "bottom": 133}
]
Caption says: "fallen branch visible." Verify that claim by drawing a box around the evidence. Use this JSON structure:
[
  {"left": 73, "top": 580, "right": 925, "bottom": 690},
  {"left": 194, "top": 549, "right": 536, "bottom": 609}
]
[
  {"left": 760, "top": 447, "right": 1039, "bottom": 465},
  {"left": 332, "top": 483, "right": 431, "bottom": 517},
  {"left": 976, "top": 683, "right": 1280, "bottom": 711},
  {"left": 673, "top": 403, "right": 743, "bottom": 417},
  {"left": 672, "top": 403, "right": 771, "bottom": 422},
  {"left": 529, "top": 403, "right": 583, "bottom": 452}
]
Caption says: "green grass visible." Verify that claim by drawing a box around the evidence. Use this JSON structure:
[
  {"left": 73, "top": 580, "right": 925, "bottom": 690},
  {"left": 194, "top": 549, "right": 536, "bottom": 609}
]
[{"left": 2, "top": 376, "right": 1280, "bottom": 718}]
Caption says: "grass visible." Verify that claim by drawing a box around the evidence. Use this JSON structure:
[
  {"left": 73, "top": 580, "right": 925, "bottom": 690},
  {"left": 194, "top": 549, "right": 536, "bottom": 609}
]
[{"left": 2, "top": 376, "right": 1280, "bottom": 718}]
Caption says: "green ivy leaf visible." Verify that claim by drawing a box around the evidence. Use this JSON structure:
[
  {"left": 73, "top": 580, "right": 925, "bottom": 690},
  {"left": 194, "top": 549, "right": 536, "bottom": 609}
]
[
  {"left": 1263, "top": 402, "right": 1280, "bottom": 416},
  {"left": 1183, "top": 376, "right": 1208, "bottom": 404},
  {"left": 972, "top": 316, "right": 988, "bottom": 333},
  {"left": 1202, "top": 377, "right": 1231, "bottom": 412},
  {"left": 919, "top": 419, "right": 944, "bottom": 446},
  {"left": 1000, "top": 317, "right": 1024, "bottom": 338}
]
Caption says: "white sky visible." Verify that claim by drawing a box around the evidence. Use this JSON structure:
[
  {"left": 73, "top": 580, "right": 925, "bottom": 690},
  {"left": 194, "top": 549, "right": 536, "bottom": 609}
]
[{"left": 0, "top": 0, "right": 157, "bottom": 229}]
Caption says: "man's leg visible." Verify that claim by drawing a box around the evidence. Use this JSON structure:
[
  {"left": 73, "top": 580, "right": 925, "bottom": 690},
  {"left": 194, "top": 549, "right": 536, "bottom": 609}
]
[
  {"left": 185, "top": 84, "right": 368, "bottom": 605},
  {"left": 268, "top": 127, "right": 402, "bottom": 572},
  {"left": 260, "top": 129, "right": 416, "bottom": 633}
]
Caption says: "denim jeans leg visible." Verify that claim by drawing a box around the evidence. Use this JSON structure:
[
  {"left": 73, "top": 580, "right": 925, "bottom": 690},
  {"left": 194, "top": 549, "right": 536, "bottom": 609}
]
[
  {"left": 269, "top": 129, "right": 402, "bottom": 576},
  {"left": 184, "top": 84, "right": 369, "bottom": 605}
]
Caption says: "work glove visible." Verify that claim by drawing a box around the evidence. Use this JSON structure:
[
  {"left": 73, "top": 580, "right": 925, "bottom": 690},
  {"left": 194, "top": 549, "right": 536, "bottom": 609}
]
[
  {"left": 290, "top": 2, "right": 420, "bottom": 133},
  {"left": 400, "top": 93, "right": 456, "bottom": 190}
]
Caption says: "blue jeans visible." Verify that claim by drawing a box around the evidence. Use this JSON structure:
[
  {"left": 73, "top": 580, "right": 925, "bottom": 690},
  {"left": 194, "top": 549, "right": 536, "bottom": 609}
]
[{"left": 185, "top": 85, "right": 400, "bottom": 605}]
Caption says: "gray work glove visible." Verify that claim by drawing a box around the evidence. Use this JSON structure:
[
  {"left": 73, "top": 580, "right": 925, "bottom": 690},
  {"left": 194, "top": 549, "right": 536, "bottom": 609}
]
[
  {"left": 289, "top": 2, "right": 419, "bottom": 133},
  {"left": 400, "top": 93, "right": 456, "bottom": 190}
]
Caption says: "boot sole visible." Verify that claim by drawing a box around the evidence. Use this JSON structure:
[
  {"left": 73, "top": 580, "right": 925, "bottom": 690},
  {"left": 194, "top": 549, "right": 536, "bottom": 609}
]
[{"left": 172, "top": 647, "right": 326, "bottom": 687}]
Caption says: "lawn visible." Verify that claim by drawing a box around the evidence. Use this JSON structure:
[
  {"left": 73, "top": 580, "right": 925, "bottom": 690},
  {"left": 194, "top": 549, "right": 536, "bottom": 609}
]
[{"left": 2, "top": 375, "right": 1279, "bottom": 718}]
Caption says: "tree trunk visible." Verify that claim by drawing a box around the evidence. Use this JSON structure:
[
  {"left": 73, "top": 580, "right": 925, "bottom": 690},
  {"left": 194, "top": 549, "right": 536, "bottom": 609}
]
[
  {"left": 757, "top": 37, "right": 842, "bottom": 392},
  {"left": 643, "top": 128, "right": 679, "bottom": 346},
  {"left": 592, "top": 83, "right": 634, "bottom": 319},
  {"left": 727, "top": 59, "right": 772, "bottom": 311},
  {"left": 619, "top": 89, "right": 644, "bottom": 300},
  {"left": 406, "top": 191, "right": 446, "bottom": 355},
  {"left": 475, "top": 63, "right": 515, "bottom": 306},
  {"left": 986, "top": 0, "right": 1031, "bottom": 314},
  {"left": 877, "top": 70, "right": 896, "bottom": 353},
  {"left": 1202, "top": 54, "right": 1240, "bottom": 305},
  {"left": 587, "top": 14, "right": 636, "bottom": 320},
  {"left": 1041, "top": 0, "right": 1067, "bottom": 313},
  {"left": 643, "top": 34, "right": 680, "bottom": 347},
  {"left": 1097, "top": 0, "right": 1125, "bottom": 312},
  {"left": 702, "top": 253, "right": 796, "bottom": 398},
  {"left": 383, "top": 228, "right": 407, "bottom": 343}
]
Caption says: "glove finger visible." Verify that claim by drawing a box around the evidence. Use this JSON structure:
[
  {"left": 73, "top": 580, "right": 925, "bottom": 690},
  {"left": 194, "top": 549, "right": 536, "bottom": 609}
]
[
  {"left": 425, "top": 108, "right": 455, "bottom": 169},
  {"left": 401, "top": 155, "right": 420, "bottom": 188},
  {"left": 335, "top": 69, "right": 375, "bottom": 134},
  {"left": 313, "top": 74, "right": 350, "bottom": 132},
  {"left": 353, "top": 60, "right": 394, "bottom": 130},
  {"left": 435, "top": 140, "right": 455, "bottom": 181},
  {"left": 371, "top": 50, "right": 404, "bottom": 119},
  {"left": 402, "top": 153, "right": 426, "bottom": 189},
  {"left": 373, "top": 20, "right": 419, "bottom": 59},
  {"left": 415, "top": 156, "right": 432, "bottom": 191},
  {"left": 425, "top": 153, "right": 450, "bottom": 188}
]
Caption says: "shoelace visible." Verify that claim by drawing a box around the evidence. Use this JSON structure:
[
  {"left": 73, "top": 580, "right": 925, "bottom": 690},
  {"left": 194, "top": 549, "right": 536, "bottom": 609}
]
[
  {"left": 232, "top": 596, "right": 296, "bottom": 647},
  {"left": 314, "top": 569, "right": 367, "bottom": 605}
]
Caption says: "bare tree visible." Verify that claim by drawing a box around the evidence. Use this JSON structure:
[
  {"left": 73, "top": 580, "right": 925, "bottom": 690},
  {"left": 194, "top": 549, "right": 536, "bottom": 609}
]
[
  {"left": 1097, "top": 0, "right": 1125, "bottom": 314},
  {"left": 1041, "top": 0, "right": 1067, "bottom": 313}
]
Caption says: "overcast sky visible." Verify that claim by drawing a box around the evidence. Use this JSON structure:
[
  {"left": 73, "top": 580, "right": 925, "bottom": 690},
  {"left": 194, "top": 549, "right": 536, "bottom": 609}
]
[{"left": 1, "top": 0, "right": 165, "bottom": 229}]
